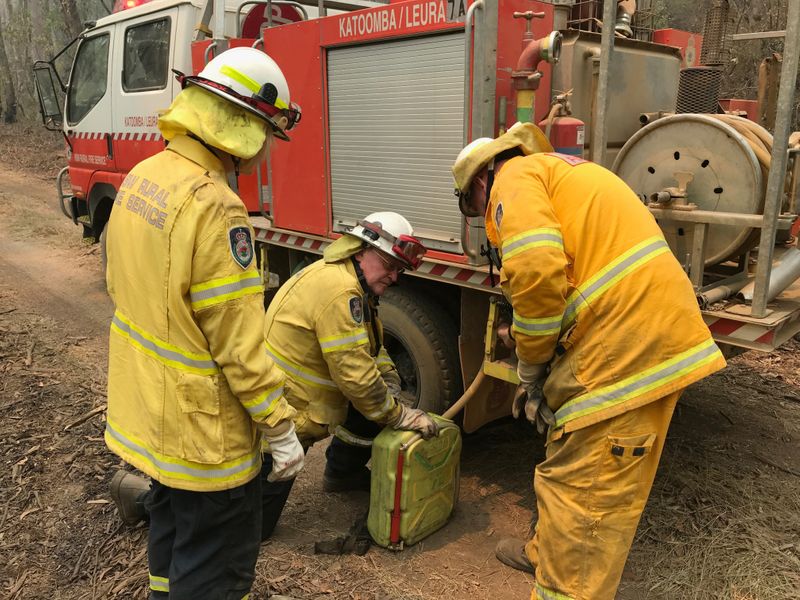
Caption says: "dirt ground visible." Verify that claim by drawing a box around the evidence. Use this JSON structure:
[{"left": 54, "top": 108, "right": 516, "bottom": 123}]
[{"left": 0, "top": 123, "right": 799, "bottom": 600}]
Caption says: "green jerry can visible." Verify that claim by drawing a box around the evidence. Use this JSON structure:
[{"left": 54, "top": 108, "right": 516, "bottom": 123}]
[{"left": 368, "top": 416, "right": 461, "bottom": 549}]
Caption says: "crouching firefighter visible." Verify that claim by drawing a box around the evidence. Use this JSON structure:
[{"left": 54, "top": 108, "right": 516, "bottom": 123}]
[
  {"left": 105, "top": 47, "right": 304, "bottom": 599},
  {"left": 452, "top": 123, "right": 727, "bottom": 600},
  {"left": 260, "top": 212, "right": 440, "bottom": 540}
]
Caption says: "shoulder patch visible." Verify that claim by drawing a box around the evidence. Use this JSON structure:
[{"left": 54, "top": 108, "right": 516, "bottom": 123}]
[
  {"left": 349, "top": 296, "right": 363, "bottom": 324},
  {"left": 546, "top": 152, "right": 588, "bottom": 166},
  {"left": 229, "top": 226, "right": 254, "bottom": 269},
  {"left": 494, "top": 202, "right": 504, "bottom": 227}
]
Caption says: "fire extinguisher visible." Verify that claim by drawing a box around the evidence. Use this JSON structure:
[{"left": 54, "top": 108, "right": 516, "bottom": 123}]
[{"left": 538, "top": 94, "right": 585, "bottom": 158}]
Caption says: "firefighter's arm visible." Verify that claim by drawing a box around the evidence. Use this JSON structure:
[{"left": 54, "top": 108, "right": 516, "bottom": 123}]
[
  {"left": 316, "top": 294, "right": 402, "bottom": 425},
  {"left": 493, "top": 164, "right": 568, "bottom": 366},
  {"left": 376, "top": 346, "right": 402, "bottom": 396},
  {"left": 190, "top": 189, "right": 295, "bottom": 428}
]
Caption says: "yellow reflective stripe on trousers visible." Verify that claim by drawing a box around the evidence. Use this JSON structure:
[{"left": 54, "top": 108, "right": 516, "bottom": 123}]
[
  {"left": 554, "top": 338, "right": 722, "bottom": 427},
  {"left": 111, "top": 311, "right": 219, "bottom": 375},
  {"left": 502, "top": 227, "right": 564, "bottom": 261},
  {"left": 333, "top": 425, "right": 374, "bottom": 447},
  {"left": 190, "top": 271, "right": 263, "bottom": 311},
  {"left": 562, "top": 236, "right": 670, "bottom": 328},
  {"left": 149, "top": 574, "right": 169, "bottom": 593},
  {"left": 241, "top": 384, "right": 284, "bottom": 420},
  {"left": 376, "top": 347, "right": 394, "bottom": 368},
  {"left": 536, "top": 583, "right": 574, "bottom": 600},
  {"left": 265, "top": 342, "right": 338, "bottom": 390},
  {"left": 319, "top": 328, "right": 369, "bottom": 353},
  {"left": 513, "top": 310, "right": 563, "bottom": 337},
  {"left": 105, "top": 418, "right": 260, "bottom": 485}
]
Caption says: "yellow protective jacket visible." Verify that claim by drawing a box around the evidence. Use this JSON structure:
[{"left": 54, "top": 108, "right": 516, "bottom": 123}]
[
  {"left": 486, "top": 152, "right": 726, "bottom": 434},
  {"left": 264, "top": 257, "right": 402, "bottom": 445},
  {"left": 105, "top": 134, "right": 295, "bottom": 492}
]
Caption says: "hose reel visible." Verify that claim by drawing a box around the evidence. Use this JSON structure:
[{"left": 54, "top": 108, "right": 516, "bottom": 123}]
[{"left": 613, "top": 113, "right": 787, "bottom": 267}]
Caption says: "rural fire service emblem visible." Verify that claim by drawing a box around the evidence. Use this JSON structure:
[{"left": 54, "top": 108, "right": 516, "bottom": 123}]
[
  {"left": 349, "top": 296, "right": 363, "bottom": 324},
  {"left": 229, "top": 226, "right": 254, "bottom": 269}
]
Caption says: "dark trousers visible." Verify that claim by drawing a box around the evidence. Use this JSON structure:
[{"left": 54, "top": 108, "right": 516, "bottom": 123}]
[
  {"left": 145, "top": 476, "right": 261, "bottom": 600},
  {"left": 260, "top": 404, "right": 381, "bottom": 540},
  {"left": 325, "top": 402, "right": 381, "bottom": 477}
]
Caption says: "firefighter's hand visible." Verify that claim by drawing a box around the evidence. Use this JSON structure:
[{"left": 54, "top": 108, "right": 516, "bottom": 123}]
[
  {"left": 389, "top": 404, "right": 440, "bottom": 439},
  {"left": 514, "top": 361, "right": 555, "bottom": 434},
  {"left": 261, "top": 421, "right": 305, "bottom": 482},
  {"left": 497, "top": 322, "right": 516, "bottom": 349}
]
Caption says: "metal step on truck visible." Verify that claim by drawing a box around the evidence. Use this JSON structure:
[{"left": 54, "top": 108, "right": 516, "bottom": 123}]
[{"left": 33, "top": 0, "right": 800, "bottom": 431}]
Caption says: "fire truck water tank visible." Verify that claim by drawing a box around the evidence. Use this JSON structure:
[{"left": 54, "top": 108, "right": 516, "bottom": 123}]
[{"left": 538, "top": 116, "right": 585, "bottom": 157}]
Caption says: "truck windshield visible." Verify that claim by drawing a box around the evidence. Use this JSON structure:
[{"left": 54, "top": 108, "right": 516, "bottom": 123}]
[{"left": 67, "top": 34, "right": 110, "bottom": 125}]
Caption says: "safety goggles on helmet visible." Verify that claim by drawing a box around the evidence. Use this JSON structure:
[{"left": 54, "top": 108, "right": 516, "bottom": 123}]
[
  {"left": 357, "top": 220, "right": 426, "bottom": 270},
  {"left": 174, "top": 71, "right": 301, "bottom": 134}
]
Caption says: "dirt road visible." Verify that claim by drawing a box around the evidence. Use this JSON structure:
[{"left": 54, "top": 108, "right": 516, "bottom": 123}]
[{"left": 1, "top": 125, "right": 799, "bottom": 599}]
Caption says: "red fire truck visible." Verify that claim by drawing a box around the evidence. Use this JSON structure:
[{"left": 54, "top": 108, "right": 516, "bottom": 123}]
[{"left": 33, "top": 0, "right": 800, "bottom": 429}]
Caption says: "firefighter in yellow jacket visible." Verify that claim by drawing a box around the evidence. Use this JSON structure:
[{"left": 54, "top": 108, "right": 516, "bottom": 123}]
[
  {"left": 452, "top": 123, "right": 726, "bottom": 600},
  {"left": 105, "top": 48, "right": 304, "bottom": 599},
  {"left": 260, "top": 212, "right": 439, "bottom": 539}
]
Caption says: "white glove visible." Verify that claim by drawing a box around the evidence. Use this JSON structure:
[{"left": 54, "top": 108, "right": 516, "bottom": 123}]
[
  {"left": 388, "top": 404, "right": 440, "bottom": 439},
  {"left": 514, "top": 361, "right": 555, "bottom": 434},
  {"left": 261, "top": 421, "right": 305, "bottom": 482}
]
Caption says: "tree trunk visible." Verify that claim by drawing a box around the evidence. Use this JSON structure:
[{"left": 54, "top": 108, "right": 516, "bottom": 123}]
[
  {"left": 59, "top": 0, "right": 83, "bottom": 38},
  {"left": 0, "top": 16, "right": 18, "bottom": 123}
]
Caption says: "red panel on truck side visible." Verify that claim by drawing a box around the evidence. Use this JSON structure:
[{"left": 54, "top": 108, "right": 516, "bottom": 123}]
[{"left": 262, "top": 20, "right": 328, "bottom": 235}]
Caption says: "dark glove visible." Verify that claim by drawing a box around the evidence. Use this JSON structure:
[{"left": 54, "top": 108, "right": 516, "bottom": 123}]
[
  {"left": 314, "top": 512, "right": 372, "bottom": 556},
  {"left": 514, "top": 361, "right": 555, "bottom": 434}
]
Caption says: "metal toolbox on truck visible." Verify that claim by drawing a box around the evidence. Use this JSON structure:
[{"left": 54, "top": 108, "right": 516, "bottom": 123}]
[{"left": 368, "top": 416, "right": 461, "bottom": 549}]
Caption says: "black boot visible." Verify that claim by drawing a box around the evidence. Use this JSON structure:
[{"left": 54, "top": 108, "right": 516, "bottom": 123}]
[
  {"left": 322, "top": 467, "right": 371, "bottom": 493},
  {"left": 110, "top": 470, "right": 150, "bottom": 526}
]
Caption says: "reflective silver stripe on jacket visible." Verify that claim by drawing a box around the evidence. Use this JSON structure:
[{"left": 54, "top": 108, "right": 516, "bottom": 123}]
[
  {"left": 265, "top": 344, "right": 338, "bottom": 389},
  {"left": 243, "top": 385, "right": 284, "bottom": 419},
  {"left": 190, "top": 272, "right": 262, "bottom": 304},
  {"left": 112, "top": 314, "right": 217, "bottom": 372},
  {"left": 105, "top": 420, "right": 259, "bottom": 481},
  {"left": 318, "top": 330, "right": 369, "bottom": 353},
  {"left": 562, "top": 238, "right": 670, "bottom": 328},
  {"left": 554, "top": 339, "right": 721, "bottom": 426},
  {"left": 333, "top": 426, "right": 374, "bottom": 447}
]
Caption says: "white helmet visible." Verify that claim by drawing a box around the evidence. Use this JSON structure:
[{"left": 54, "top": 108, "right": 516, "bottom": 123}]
[
  {"left": 176, "top": 47, "right": 301, "bottom": 141},
  {"left": 348, "top": 212, "right": 427, "bottom": 270},
  {"left": 454, "top": 136, "right": 494, "bottom": 167}
]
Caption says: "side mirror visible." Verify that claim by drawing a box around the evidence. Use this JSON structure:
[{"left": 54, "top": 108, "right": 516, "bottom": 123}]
[{"left": 33, "top": 61, "right": 64, "bottom": 131}]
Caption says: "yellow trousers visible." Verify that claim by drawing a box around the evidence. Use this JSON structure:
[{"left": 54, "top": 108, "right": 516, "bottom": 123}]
[{"left": 526, "top": 390, "right": 681, "bottom": 600}]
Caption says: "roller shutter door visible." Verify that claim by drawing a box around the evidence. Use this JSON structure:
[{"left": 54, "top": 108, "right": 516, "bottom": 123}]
[{"left": 327, "top": 32, "right": 465, "bottom": 253}]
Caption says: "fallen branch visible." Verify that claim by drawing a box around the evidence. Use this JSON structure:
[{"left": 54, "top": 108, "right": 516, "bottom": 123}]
[
  {"left": 24, "top": 339, "right": 36, "bottom": 367},
  {"left": 64, "top": 405, "right": 106, "bottom": 431}
]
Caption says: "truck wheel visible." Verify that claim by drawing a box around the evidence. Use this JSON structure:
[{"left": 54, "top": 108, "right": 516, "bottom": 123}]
[{"left": 379, "top": 287, "right": 462, "bottom": 414}]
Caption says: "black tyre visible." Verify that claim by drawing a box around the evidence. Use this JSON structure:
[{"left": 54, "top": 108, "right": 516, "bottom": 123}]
[{"left": 379, "top": 287, "right": 462, "bottom": 414}]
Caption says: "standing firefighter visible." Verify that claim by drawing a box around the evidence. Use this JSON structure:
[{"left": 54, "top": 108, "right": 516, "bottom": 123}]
[
  {"left": 105, "top": 47, "right": 304, "bottom": 599},
  {"left": 452, "top": 123, "right": 726, "bottom": 600},
  {"left": 260, "top": 212, "right": 439, "bottom": 540}
]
